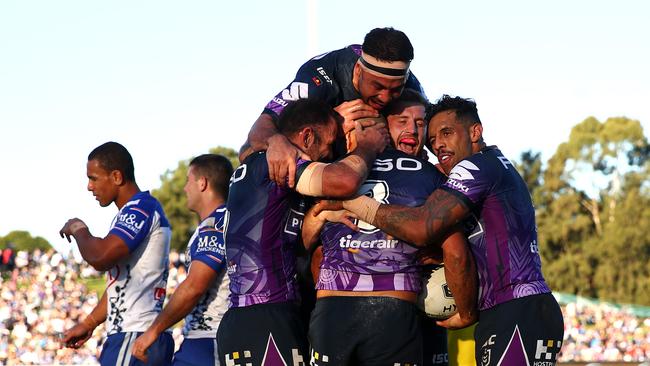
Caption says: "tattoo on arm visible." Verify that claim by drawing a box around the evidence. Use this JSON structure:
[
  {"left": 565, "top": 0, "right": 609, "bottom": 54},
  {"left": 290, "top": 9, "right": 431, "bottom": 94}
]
[{"left": 374, "top": 189, "right": 470, "bottom": 247}]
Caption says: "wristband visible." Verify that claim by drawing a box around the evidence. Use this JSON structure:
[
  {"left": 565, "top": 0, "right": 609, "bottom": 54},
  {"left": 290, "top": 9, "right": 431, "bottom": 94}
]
[
  {"left": 340, "top": 154, "right": 368, "bottom": 175},
  {"left": 82, "top": 313, "right": 100, "bottom": 329},
  {"left": 343, "top": 195, "right": 380, "bottom": 224}
]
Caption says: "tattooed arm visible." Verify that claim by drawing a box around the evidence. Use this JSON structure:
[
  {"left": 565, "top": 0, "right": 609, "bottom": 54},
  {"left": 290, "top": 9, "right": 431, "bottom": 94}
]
[
  {"left": 312, "top": 188, "right": 472, "bottom": 248},
  {"left": 374, "top": 189, "right": 471, "bottom": 247}
]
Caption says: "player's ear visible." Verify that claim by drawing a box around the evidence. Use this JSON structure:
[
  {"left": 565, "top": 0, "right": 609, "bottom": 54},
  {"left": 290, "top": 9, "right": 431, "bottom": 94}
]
[
  {"left": 470, "top": 123, "right": 483, "bottom": 144},
  {"left": 353, "top": 61, "right": 362, "bottom": 85},
  {"left": 198, "top": 176, "right": 208, "bottom": 192},
  {"left": 301, "top": 127, "right": 314, "bottom": 148},
  {"left": 111, "top": 170, "right": 124, "bottom": 185}
]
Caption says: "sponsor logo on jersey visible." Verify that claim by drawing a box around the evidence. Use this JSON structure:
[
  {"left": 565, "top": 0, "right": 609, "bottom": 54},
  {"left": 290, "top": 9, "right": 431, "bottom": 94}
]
[
  {"left": 448, "top": 160, "right": 479, "bottom": 181},
  {"left": 272, "top": 96, "right": 288, "bottom": 107},
  {"left": 338, "top": 234, "right": 398, "bottom": 252},
  {"left": 310, "top": 348, "right": 330, "bottom": 365},
  {"left": 312, "top": 76, "right": 322, "bottom": 86},
  {"left": 116, "top": 212, "right": 145, "bottom": 234},
  {"left": 445, "top": 178, "right": 470, "bottom": 193},
  {"left": 281, "top": 81, "right": 309, "bottom": 101},
  {"left": 284, "top": 208, "right": 304, "bottom": 236},
  {"left": 197, "top": 234, "right": 226, "bottom": 256},
  {"left": 534, "top": 339, "right": 562, "bottom": 366},
  {"left": 316, "top": 67, "right": 333, "bottom": 84},
  {"left": 498, "top": 155, "right": 513, "bottom": 169}
]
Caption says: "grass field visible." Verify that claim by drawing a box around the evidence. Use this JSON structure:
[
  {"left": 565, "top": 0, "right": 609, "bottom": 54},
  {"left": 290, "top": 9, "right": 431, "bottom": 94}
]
[{"left": 80, "top": 276, "right": 104, "bottom": 297}]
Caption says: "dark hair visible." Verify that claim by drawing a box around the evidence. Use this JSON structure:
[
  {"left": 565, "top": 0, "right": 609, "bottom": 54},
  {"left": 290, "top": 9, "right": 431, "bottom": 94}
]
[
  {"left": 189, "top": 154, "right": 234, "bottom": 200},
  {"left": 382, "top": 88, "right": 428, "bottom": 116},
  {"left": 427, "top": 95, "right": 482, "bottom": 126},
  {"left": 362, "top": 27, "right": 414, "bottom": 62},
  {"left": 88, "top": 142, "right": 135, "bottom": 182},
  {"left": 277, "top": 98, "right": 340, "bottom": 137}
]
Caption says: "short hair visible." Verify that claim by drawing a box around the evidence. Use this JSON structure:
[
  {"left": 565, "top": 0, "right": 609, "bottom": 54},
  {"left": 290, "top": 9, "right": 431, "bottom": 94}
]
[
  {"left": 189, "top": 154, "right": 234, "bottom": 200},
  {"left": 277, "top": 98, "right": 340, "bottom": 137},
  {"left": 88, "top": 141, "right": 135, "bottom": 182},
  {"left": 382, "top": 88, "right": 429, "bottom": 117},
  {"left": 362, "top": 27, "right": 414, "bottom": 62},
  {"left": 427, "top": 95, "right": 482, "bottom": 126}
]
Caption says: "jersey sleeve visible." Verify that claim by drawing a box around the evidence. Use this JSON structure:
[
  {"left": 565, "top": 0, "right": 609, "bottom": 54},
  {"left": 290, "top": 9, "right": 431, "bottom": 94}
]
[
  {"left": 405, "top": 72, "right": 427, "bottom": 100},
  {"left": 191, "top": 225, "right": 226, "bottom": 273},
  {"left": 109, "top": 203, "right": 154, "bottom": 252},
  {"left": 263, "top": 57, "right": 336, "bottom": 119},
  {"left": 440, "top": 158, "right": 491, "bottom": 208}
]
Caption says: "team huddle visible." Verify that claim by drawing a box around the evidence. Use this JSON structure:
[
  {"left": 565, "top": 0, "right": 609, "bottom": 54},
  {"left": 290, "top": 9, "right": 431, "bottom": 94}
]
[{"left": 59, "top": 27, "right": 564, "bottom": 366}]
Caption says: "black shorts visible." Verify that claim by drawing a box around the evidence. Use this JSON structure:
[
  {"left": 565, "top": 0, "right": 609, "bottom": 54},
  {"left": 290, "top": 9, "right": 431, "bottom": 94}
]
[
  {"left": 474, "top": 293, "right": 564, "bottom": 366},
  {"left": 421, "top": 315, "right": 448, "bottom": 366},
  {"left": 216, "top": 302, "right": 309, "bottom": 365},
  {"left": 308, "top": 296, "right": 422, "bottom": 366}
]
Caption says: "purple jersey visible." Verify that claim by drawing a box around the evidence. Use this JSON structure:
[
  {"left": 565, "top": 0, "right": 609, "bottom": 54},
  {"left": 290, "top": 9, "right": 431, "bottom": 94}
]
[
  {"left": 318, "top": 149, "right": 446, "bottom": 292},
  {"left": 224, "top": 152, "right": 310, "bottom": 308},
  {"left": 263, "top": 45, "right": 425, "bottom": 119},
  {"left": 441, "top": 146, "right": 551, "bottom": 310}
]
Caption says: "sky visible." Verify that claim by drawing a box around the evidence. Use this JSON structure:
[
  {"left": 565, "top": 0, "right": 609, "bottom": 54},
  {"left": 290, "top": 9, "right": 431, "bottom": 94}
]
[{"left": 1, "top": 0, "right": 649, "bottom": 253}]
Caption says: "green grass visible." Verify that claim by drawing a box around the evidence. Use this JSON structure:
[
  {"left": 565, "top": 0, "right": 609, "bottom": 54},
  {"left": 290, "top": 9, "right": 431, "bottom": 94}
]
[{"left": 81, "top": 276, "right": 105, "bottom": 297}]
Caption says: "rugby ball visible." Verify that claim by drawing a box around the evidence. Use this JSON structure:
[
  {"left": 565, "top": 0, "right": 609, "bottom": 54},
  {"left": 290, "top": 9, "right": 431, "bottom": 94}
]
[{"left": 418, "top": 265, "right": 458, "bottom": 319}]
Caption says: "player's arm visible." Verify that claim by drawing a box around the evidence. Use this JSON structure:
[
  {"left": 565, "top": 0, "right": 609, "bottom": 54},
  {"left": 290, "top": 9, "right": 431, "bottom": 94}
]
[
  {"left": 437, "top": 230, "right": 478, "bottom": 329},
  {"left": 240, "top": 113, "right": 281, "bottom": 158},
  {"left": 302, "top": 205, "right": 358, "bottom": 251},
  {"left": 62, "top": 290, "right": 108, "bottom": 349},
  {"left": 59, "top": 218, "right": 129, "bottom": 271},
  {"left": 338, "top": 188, "right": 472, "bottom": 247},
  {"left": 132, "top": 260, "right": 219, "bottom": 362},
  {"left": 296, "top": 121, "right": 389, "bottom": 198}
]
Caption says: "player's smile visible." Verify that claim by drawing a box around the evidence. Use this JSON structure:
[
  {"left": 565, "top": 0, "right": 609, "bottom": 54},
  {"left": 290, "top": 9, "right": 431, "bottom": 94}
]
[{"left": 436, "top": 149, "right": 454, "bottom": 173}]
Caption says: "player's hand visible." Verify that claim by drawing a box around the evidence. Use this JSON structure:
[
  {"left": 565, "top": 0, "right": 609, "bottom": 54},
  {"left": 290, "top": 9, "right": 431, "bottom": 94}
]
[
  {"left": 353, "top": 119, "right": 390, "bottom": 154},
  {"left": 311, "top": 200, "right": 345, "bottom": 217},
  {"left": 319, "top": 209, "right": 359, "bottom": 231},
  {"left": 266, "top": 134, "right": 309, "bottom": 188},
  {"left": 59, "top": 218, "right": 88, "bottom": 243},
  {"left": 417, "top": 247, "right": 443, "bottom": 265},
  {"left": 61, "top": 323, "right": 93, "bottom": 349},
  {"left": 131, "top": 330, "right": 157, "bottom": 363},
  {"left": 436, "top": 312, "right": 477, "bottom": 330},
  {"left": 335, "top": 99, "right": 378, "bottom": 135}
]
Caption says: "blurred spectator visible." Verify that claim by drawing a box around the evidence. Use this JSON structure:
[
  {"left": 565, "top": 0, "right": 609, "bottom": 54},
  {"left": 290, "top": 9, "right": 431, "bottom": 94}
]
[{"left": 1, "top": 244, "right": 15, "bottom": 273}]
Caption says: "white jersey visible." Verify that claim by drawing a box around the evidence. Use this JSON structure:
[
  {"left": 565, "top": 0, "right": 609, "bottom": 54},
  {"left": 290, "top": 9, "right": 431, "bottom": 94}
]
[
  {"left": 105, "top": 191, "right": 171, "bottom": 335},
  {"left": 182, "top": 206, "right": 229, "bottom": 339}
]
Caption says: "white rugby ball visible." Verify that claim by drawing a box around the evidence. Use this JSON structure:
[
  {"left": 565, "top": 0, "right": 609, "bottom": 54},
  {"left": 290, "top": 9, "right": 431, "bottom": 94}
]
[{"left": 418, "top": 265, "right": 458, "bottom": 319}]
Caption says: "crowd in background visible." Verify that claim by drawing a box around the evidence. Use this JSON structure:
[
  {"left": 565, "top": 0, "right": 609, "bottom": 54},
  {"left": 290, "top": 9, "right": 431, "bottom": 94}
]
[
  {"left": 1, "top": 249, "right": 649, "bottom": 365},
  {"left": 0, "top": 249, "right": 187, "bottom": 365}
]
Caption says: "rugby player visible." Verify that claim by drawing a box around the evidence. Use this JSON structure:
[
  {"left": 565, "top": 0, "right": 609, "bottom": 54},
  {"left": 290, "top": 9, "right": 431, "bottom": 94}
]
[
  {"left": 60, "top": 142, "right": 173, "bottom": 366},
  {"left": 216, "top": 98, "right": 389, "bottom": 365},
  {"left": 132, "top": 154, "right": 233, "bottom": 365},
  {"left": 318, "top": 96, "right": 565, "bottom": 365},
  {"left": 241, "top": 27, "right": 425, "bottom": 188},
  {"left": 303, "top": 90, "right": 477, "bottom": 366}
]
